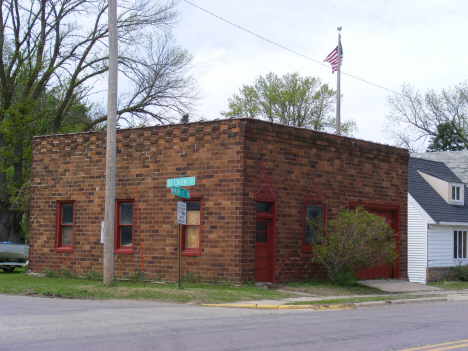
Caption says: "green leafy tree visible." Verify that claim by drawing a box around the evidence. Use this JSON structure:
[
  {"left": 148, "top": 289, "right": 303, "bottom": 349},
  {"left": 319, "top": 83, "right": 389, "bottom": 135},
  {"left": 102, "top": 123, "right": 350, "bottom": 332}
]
[
  {"left": 221, "top": 72, "right": 356, "bottom": 135},
  {"left": 310, "top": 207, "right": 397, "bottom": 284},
  {"left": 385, "top": 83, "right": 468, "bottom": 152},
  {"left": 0, "top": 0, "right": 198, "bottom": 242},
  {"left": 427, "top": 121, "right": 468, "bottom": 151}
]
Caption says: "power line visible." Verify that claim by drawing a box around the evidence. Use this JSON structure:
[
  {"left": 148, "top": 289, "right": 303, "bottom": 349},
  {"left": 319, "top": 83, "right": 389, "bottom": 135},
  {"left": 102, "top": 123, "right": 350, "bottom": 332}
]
[{"left": 182, "top": 0, "right": 402, "bottom": 96}]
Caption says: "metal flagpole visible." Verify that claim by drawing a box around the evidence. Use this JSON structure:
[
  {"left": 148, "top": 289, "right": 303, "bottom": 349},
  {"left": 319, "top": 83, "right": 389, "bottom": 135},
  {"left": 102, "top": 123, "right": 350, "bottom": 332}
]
[
  {"left": 336, "top": 26, "right": 342, "bottom": 136},
  {"left": 104, "top": 0, "right": 118, "bottom": 285}
]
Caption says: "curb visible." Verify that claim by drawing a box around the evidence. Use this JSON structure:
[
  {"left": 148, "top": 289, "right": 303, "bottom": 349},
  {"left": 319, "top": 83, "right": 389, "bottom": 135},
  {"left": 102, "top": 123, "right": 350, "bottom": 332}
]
[
  {"left": 201, "top": 296, "right": 462, "bottom": 310},
  {"left": 355, "top": 296, "right": 448, "bottom": 308},
  {"left": 201, "top": 303, "right": 356, "bottom": 310}
]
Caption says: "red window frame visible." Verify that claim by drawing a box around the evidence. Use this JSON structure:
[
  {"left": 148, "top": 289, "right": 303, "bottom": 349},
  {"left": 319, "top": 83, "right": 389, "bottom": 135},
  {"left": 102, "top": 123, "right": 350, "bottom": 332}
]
[
  {"left": 302, "top": 203, "right": 326, "bottom": 253},
  {"left": 114, "top": 200, "right": 134, "bottom": 254},
  {"left": 55, "top": 201, "right": 75, "bottom": 253},
  {"left": 181, "top": 199, "right": 202, "bottom": 256}
]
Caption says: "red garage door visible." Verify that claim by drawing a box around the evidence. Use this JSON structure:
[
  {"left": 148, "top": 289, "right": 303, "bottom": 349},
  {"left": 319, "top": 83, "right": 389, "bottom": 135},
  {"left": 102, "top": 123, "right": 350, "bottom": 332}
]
[{"left": 356, "top": 208, "right": 400, "bottom": 280}]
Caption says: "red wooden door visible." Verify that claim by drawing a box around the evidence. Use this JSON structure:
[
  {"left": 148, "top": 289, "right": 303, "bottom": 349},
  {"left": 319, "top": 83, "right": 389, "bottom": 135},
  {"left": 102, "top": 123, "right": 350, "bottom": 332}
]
[
  {"left": 255, "top": 219, "right": 272, "bottom": 282},
  {"left": 357, "top": 209, "right": 398, "bottom": 279}
]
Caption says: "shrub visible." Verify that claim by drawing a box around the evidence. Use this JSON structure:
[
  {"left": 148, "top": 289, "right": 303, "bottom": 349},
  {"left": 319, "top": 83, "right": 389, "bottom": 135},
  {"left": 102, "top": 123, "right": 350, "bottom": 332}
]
[
  {"left": 60, "top": 268, "right": 78, "bottom": 279},
  {"left": 42, "top": 268, "right": 78, "bottom": 279},
  {"left": 128, "top": 271, "right": 147, "bottom": 283},
  {"left": 451, "top": 262, "right": 468, "bottom": 281},
  {"left": 310, "top": 207, "right": 398, "bottom": 284},
  {"left": 43, "top": 269, "right": 61, "bottom": 278},
  {"left": 84, "top": 270, "right": 103, "bottom": 281},
  {"left": 181, "top": 271, "right": 200, "bottom": 284}
]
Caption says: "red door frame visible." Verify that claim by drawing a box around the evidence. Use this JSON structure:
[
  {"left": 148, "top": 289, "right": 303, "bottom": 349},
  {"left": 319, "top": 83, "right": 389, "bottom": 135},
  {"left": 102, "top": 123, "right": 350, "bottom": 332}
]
[
  {"left": 255, "top": 200, "right": 276, "bottom": 283},
  {"left": 348, "top": 202, "right": 401, "bottom": 279}
]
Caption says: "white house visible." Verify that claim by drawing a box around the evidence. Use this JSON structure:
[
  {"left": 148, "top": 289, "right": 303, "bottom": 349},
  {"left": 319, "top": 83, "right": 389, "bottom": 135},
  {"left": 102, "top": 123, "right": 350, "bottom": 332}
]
[{"left": 408, "top": 156, "right": 468, "bottom": 283}]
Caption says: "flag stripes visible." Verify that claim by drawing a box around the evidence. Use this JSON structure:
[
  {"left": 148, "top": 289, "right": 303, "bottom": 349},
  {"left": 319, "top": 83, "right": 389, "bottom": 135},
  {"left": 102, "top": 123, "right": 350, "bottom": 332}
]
[{"left": 324, "top": 45, "right": 343, "bottom": 74}]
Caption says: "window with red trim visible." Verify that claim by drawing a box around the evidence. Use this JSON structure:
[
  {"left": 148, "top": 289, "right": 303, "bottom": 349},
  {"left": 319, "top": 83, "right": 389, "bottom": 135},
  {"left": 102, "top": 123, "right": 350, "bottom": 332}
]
[
  {"left": 182, "top": 199, "right": 202, "bottom": 256},
  {"left": 55, "top": 201, "right": 75, "bottom": 252},
  {"left": 302, "top": 204, "right": 325, "bottom": 252},
  {"left": 115, "top": 200, "right": 134, "bottom": 254}
]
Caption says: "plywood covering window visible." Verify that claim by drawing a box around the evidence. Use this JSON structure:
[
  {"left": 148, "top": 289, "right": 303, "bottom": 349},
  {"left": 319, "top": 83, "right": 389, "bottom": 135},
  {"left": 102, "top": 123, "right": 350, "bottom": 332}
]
[
  {"left": 55, "top": 201, "right": 75, "bottom": 252},
  {"left": 182, "top": 200, "right": 202, "bottom": 256},
  {"left": 115, "top": 200, "right": 134, "bottom": 254},
  {"left": 302, "top": 204, "right": 325, "bottom": 253},
  {"left": 454, "top": 230, "right": 467, "bottom": 259}
]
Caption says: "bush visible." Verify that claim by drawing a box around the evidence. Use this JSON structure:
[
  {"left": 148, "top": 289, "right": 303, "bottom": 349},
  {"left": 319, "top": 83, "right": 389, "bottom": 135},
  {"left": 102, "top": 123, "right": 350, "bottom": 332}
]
[
  {"left": 310, "top": 207, "right": 398, "bottom": 284},
  {"left": 84, "top": 270, "right": 103, "bottom": 281},
  {"left": 327, "top": 272, "right": 357, "bottom": 286},
  {"left": 42, "top": 268, "right": 78, "bottom": 279},
  {"left": 43, "top": 269, "right": 61, "bottom": 278},
  {"left": 128, "top": 271, "right": 147, "bottom": 283},
  {"left": 181, "top": 271, "right": 200, "bottom": 284},
  {"left": 452, "top": 262, "right": 468, "bottom": 281}
]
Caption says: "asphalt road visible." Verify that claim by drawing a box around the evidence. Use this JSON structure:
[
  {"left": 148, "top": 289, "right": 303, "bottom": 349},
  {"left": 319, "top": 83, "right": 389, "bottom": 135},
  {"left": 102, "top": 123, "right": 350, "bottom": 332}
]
[{"left": 1, "top": 294, "right": 468, "bottom": 351}]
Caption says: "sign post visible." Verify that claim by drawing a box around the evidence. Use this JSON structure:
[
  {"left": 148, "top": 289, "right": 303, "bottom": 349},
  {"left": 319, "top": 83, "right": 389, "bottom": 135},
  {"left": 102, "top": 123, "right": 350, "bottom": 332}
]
[{"left": 167, "top": 176, "right": 195, "bottom": 289}]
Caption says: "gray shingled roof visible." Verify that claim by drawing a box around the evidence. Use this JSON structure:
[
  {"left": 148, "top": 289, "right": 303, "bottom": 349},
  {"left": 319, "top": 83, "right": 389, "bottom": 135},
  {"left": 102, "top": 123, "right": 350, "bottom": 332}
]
[
  {"left": 408, "top": 157, "right": 468, "bottom": 223},
  {"left": 412, "top": 151, "right": 468, "bottom": 184}
]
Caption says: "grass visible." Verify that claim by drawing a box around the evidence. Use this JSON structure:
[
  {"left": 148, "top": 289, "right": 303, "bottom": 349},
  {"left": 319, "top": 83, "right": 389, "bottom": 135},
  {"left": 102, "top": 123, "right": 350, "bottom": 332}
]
[
  {"left": 428, "top": 280, "right": 468, "bottom": 290},
  {"left": 3, "top": 269, "right": 455, "bottom": 305},
  {"left": 0, "top": 269, "right": 298, "bottom": 304}
]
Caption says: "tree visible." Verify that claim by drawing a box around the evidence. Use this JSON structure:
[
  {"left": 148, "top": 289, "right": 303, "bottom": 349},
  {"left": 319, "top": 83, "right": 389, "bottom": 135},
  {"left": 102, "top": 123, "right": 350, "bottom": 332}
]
[
  {"left": 221, "top": 72, "right": 356, "bottom": 135},
  {"left": 385, "top": 83, "right": 468, "bottom": 152},
  {"left": 427, "top": 121, "right": 468, "bottom": 152},
  {"left": 310, "top": 208, "right": 397, "bottom": 284},
  {"left": 0, "top": 0, "right": 198, "bottom": 242}
]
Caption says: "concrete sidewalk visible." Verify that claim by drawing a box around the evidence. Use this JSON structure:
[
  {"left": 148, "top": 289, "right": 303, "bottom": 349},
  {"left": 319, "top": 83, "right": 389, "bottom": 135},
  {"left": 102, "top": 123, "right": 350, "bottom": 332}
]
[
  {"left": 201, "top": 280, "right": 468, "bottom": 310},
  {"left": 357, "top": 279, "right": 442, "bottom": 293}
]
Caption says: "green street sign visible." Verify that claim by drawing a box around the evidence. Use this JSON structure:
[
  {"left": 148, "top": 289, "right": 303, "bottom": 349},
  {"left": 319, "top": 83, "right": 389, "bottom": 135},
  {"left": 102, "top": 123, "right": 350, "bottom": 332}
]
[
  {"left": 171, "top": 187, "right": 190, "bottom": 199},
  {"left": 166, "top": 177, "right": 195, "bottom": 188}
]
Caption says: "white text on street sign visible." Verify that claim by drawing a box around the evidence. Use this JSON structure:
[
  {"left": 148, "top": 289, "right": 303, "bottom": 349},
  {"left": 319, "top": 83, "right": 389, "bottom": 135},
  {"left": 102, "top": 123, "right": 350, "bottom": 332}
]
[
  {"left": 166, "top": 177, "right": 195, "bottom": 188},
  {"left": 177, "top": 201, "right": 187, "bottom": 225},
  {"left": 171, "top": 187, "right": 190, "bottom": 199}
]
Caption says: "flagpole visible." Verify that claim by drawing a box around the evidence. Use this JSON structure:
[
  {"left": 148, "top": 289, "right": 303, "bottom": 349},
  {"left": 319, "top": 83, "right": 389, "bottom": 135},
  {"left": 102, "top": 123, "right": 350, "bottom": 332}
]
[{"left": 336, "top": 26, "right": 342, "bottom": 136}]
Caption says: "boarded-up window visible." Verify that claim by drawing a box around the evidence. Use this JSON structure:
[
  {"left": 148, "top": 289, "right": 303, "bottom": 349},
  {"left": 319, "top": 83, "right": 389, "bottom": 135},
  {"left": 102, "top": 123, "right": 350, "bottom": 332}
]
[{"left": 183, "top": 200, "right": 202, "bottom": 255}]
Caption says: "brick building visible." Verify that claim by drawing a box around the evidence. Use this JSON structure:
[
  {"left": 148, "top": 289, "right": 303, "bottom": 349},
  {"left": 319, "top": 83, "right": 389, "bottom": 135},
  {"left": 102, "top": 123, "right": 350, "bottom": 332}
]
[{"left": 29, "top": 118, "right": 409, "bottom": 283}]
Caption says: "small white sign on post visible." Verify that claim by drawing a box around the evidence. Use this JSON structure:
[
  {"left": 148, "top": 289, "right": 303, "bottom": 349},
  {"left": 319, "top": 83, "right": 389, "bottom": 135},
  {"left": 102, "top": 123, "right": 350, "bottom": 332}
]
[
  {"left": 101, "top": 221, "right": 105, "bottom": 244},
  {"left": 177, "top": 201, "right": 186, "bottom": 225}
]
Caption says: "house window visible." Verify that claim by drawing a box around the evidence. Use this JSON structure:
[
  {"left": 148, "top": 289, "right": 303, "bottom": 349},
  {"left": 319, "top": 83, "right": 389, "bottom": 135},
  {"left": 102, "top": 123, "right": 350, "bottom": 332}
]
[
  {"left": 55, "top": 201, "right": 75, "bottom": 252},
  {"left": 182, "top": 200, "right": 202, "bottom": 256},
  {"left": 115, "top": 200, "right": 134, "bottom": 254},
  {"left": 302, "top": 204, "right": 325, "bottom": 252},
  {"left": 454, "top": 230, "right": 467, "bottom": 259},
  {"left": 450, "top": 184, "right": 464, "bottom": 205}
]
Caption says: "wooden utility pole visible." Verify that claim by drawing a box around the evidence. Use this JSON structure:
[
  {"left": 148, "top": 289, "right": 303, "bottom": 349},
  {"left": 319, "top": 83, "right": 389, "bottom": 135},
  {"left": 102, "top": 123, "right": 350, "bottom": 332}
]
[
  {"left": 336, "top": 26, "right": 342, "bottom": 136},
  {"left": 103, "top": 0, "right": 118, "bottom": 285}
]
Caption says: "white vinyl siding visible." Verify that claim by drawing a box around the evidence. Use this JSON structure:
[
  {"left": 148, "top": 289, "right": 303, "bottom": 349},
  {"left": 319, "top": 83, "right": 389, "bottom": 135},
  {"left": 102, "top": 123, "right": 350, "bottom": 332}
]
[
  {"left": 407, "top": 201, "right": 428, "bottom": 284},
  {"left": 428, "top": 225, "right": 468, "bottom": 267}
]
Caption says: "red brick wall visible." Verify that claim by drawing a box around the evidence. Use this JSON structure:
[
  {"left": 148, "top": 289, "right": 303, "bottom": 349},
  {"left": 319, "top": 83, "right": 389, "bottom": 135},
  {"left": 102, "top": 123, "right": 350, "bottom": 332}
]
[
  {"left": 240, "top": 119, "right": 408, "bottom": 282},
  {"left": 30, "top": 120, "right": 245, "bottom": 282},
  {"left": 29, "top": 118, "right": 408, "bottom": 283}
]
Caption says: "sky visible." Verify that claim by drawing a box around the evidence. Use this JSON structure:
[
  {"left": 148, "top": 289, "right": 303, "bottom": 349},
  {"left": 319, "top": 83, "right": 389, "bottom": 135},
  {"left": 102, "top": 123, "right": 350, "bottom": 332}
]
[{"left": 170, "top": 0, "right": 468, "bottom": 148}]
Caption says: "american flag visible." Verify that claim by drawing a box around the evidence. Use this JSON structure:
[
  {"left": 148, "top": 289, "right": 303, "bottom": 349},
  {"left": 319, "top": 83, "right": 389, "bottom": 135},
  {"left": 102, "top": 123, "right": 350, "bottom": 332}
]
[{"left": 324, "top": 45, "right": 343, "bottom": 74}]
